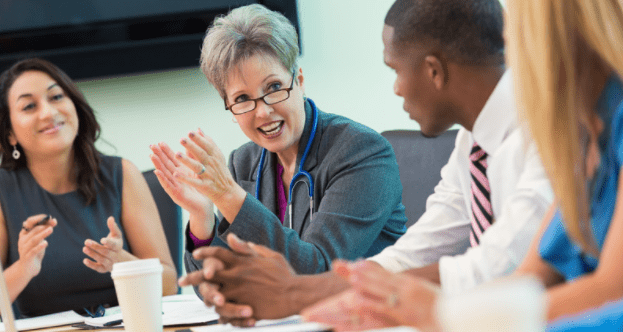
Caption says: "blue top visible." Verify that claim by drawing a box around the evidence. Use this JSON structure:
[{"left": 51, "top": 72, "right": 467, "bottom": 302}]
[
  {"left": 539, "top": 74, "right": 623, "bottom": 280},
  {"left": 0, "top": 155, "right": 128, "bottom": 317}
]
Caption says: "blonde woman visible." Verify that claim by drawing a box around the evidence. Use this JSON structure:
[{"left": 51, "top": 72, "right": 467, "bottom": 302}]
[{"left": 506, "top": 0, "right": 623, "bottom": 324}]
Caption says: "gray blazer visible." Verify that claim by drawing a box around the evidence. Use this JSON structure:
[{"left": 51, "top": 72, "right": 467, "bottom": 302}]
[{"left": 185, "top": 99, "right": 407, "bottom": 274}]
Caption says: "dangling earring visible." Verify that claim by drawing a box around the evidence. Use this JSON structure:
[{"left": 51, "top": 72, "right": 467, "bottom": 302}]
[
  {"left": 232, "top": 116, "right": 238, "bottom": 124},
  {"left": 12, "top": 145, "right": 20, "bottom": 160}
]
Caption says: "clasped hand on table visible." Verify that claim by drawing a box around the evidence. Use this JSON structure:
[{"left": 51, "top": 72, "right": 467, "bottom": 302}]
[{"left": 179, "top": 232, "right": 443, "bottom": 332}]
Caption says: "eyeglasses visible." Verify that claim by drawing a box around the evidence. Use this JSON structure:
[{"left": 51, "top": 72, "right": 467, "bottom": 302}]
[{"left": 225, "top": 70, "right": 296, "bottom": 115}]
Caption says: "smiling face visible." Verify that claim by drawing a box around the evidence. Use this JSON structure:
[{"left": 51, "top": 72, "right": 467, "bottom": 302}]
[
  {"left": 382, "top": 25, "right": 456, "bottom": 137},
  {"left": 225, "top": 54, "right": 306, "bottom": 157},
  {"left": 7, "top": 70, "right": 79, "bottom": 160}
]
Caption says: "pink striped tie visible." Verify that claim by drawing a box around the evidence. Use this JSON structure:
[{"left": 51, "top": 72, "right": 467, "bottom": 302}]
[{"left": 469, "top": 142, "right": 493, "bottom": 247}]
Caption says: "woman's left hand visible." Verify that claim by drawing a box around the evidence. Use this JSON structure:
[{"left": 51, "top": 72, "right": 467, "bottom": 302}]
[
  {"left": 83, "top": 216, "right": 128, "bottom": 273},
  {"left": 173, "top": 129, "right": 246, "bottom": 217},
  {"left": 302, "top": 261, "right": 442, "bottom": 332}
]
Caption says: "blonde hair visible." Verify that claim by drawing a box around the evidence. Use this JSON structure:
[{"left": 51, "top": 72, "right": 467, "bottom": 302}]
[
  {"left": 506, "top": 0, "right": 623, "bottom": 253},
  {"left": 200, "top": 4, "right": 299, "bottom": 99}
]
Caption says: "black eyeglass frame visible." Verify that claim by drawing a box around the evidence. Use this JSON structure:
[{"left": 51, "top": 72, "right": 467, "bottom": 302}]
[{"left": 224, "top": 70, "right": 296, "bottom": 115}]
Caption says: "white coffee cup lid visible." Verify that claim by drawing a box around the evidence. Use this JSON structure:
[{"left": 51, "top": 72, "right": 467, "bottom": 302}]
[{"left": 111, "top": 258, "right": 163, "bottom": 278}]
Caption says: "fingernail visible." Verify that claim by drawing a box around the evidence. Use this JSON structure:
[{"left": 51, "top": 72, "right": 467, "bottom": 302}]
[
  {"left": 189, "top": 131, "right": 195, "bottom": 137},
  {"left": 213, "top": 295, "right": 223, "bottom": 306},
  {"left": 181, "top": 138, "right": 187, "bottom": 144},
  {"left": 241, "top": 308, "right": 252, "bottom": 317},
  {"left": 175, "top": 152, "right": 183, "bottom": 158},
  {"left": 335, "top": 265, "right": 350, "bottom": 277}
]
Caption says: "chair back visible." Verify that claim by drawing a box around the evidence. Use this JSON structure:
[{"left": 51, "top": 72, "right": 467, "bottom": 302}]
[
  {"left": 142, "top": 170, "right": 184, "bottom": 282},
  {"left": 382, "top": 130, "right": 458, "bottom": 227}
]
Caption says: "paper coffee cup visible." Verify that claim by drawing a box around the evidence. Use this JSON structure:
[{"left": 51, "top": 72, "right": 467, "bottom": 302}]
[
  {"left": 111, "top": 258, "right": 163, "bottom": 332},
  {"left": 436, "top": 277, "right": 547, "bottom": 332}
]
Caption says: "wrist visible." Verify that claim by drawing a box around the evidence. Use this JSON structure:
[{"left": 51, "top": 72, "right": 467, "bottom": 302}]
[
  {"left": 14, "top": 258, "right": 37, "bottom": 280},
  {"left": 189, "top": 212, "right": 215, "bottom": 240},
  {"left": 287, "top": 272, "right": 349, "bottom": 314},
  {"left": 211, "top": 184, "right": 246, "bottom": 222},
  {"left": 284, "top": 275, "right": 312, "bottom": 316}
]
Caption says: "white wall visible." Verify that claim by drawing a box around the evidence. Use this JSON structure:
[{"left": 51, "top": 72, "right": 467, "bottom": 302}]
[{"left": 76, "top": 0, "right": 419, "bottom": 172}]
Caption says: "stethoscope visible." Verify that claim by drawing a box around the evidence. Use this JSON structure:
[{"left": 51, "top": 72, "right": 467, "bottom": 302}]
[{"left": 254, "top": 98, "right": 318, "bottom": 229}]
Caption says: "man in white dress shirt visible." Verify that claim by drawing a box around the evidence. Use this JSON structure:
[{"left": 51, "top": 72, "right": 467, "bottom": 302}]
[{"left": 179, "top": 0, "right": 553, "bottom": 325}]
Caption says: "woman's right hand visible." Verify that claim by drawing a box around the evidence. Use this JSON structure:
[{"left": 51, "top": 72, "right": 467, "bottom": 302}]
[
  {"left": 150, "top": 142, "right": 213, "bottom": 216},
  {"left": 18, "top": 214, "right": 57, "bottom": 279},
  {"left": 150, "top": 142, "right": 215, "bottom": 235}
]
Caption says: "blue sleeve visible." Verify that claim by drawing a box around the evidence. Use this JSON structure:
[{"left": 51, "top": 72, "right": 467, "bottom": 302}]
[
  {"left": 614, "top": 107, "right": 623, "bottom": 165},
  {"left": 547, "top": 299, "right": 623, "bottom": 331},
  {"left": 538, "top": 209, "right": 599, "bottom": 281}
]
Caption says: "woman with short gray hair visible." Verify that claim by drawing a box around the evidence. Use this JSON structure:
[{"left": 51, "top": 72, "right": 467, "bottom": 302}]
[{"left": 151, "top": 4, "right": 406, "bottom": 275}]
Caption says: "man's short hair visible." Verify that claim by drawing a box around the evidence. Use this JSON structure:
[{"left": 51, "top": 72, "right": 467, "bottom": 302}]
[{"left": 385, "top": 0, "right": 505, "bottom": 66}]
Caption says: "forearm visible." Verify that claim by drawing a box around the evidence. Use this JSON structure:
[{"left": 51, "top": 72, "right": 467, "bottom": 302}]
[
  {"left": 161, "top": 263, "right": 178, "bottom": 296},
  {"left": 403, "top": 263, "right": 441, "bottom": 285},
  {"left": 5, "top": 260, "right": 34, "bottom": 303},
  {"left": 221, "top": 196, "right": 332, "bottom": 274},
  {"left": 546, "top": 273, "right": 623, "bottom": 321},
  {"left": 288, "top": 271, "right": 350, "bottom": 315}
]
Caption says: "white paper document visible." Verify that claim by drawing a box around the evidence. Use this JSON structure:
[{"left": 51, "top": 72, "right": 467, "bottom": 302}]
[
  {"left": 83, "top": 294, "right": 219, "bottom": 327},
  {"left": 0, "top": 310, "right": 84, "bottom": 331}
]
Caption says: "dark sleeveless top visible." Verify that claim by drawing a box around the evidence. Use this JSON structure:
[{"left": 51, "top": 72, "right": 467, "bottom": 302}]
[{"left": 0, "top": 155, "right": 128, "bottom": 317}]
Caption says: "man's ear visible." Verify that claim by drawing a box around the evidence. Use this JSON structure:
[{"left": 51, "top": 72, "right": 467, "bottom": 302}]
[{"left": 423, "top": 55, "right": 446, "bottom": 91}]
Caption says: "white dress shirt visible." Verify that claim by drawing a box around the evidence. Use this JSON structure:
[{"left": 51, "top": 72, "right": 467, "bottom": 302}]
[{"left": 368, "top": 71, "right": 553, "bottom": 295}]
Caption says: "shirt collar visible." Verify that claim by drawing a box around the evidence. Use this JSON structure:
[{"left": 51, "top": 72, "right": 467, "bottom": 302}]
[{"left": 471, "top": 70, "right": 516, "bottom": 155}]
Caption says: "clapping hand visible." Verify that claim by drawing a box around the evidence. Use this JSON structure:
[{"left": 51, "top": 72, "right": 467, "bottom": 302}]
[
  {"left": 150, "top": 140, "right": 213, "bottom": 222},
  {"left": 83, "top": 216, "right": 127, "bottom": 273},
  {"left": 18, "top": 214, "right": 57, "bottom": 278}
]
